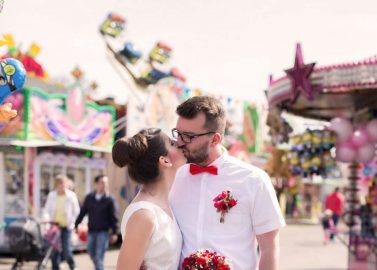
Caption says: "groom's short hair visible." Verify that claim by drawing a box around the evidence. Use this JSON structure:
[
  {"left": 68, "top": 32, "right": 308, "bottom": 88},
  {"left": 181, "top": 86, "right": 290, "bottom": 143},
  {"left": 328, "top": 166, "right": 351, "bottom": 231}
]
[{"left": 176, "top": 96, "right": 226, "bottom": 136}]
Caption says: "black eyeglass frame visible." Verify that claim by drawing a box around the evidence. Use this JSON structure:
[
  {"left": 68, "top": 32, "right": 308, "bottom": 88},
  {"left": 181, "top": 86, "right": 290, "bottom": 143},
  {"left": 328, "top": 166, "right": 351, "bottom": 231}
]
[{"left": 171, "top": 128, "right": 215, "bottom": 144}]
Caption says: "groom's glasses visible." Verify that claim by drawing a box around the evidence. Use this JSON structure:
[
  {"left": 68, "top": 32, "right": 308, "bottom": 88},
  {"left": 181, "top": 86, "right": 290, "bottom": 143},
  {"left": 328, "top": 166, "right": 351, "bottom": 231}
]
[{"left": 171, "top": 128, "right": 215, "bottom": 144}]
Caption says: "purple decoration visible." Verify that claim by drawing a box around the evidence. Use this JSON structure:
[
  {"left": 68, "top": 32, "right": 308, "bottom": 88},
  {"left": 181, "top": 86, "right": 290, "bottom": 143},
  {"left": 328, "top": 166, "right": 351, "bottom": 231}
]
[{"left": 285, "top": 43, "right": 316, "bottom": 103}]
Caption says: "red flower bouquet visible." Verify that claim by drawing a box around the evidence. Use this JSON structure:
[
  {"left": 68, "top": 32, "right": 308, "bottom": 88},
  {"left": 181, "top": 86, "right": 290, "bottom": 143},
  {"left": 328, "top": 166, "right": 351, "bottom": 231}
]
[
  {"left": 213, "top": 190, "right": 237, "bottom": 223},
  {"left": 181, "top": 249, "right": 231, "bottom": 270}
]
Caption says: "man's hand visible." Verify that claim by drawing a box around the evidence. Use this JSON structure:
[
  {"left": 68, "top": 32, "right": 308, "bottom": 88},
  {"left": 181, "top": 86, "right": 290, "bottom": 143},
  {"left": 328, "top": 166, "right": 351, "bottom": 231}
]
[{"left": 110, "top": 234, "right": 118, "bottom": 244}]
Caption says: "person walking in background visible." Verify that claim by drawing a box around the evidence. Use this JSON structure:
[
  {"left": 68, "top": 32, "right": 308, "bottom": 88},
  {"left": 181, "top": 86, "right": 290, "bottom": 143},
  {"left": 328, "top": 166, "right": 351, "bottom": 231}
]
[
  {"left": 325, "top": 187, "right": 344, "bottom": 240},
  {"left": 321, "top": 209, "right": 335, "bottom": 245},
  {"left": 44, "top": 174, "right": 80, "bottom": 270},
  {"left": 75, "top": 174, "right": 118, "bottom": 270}
]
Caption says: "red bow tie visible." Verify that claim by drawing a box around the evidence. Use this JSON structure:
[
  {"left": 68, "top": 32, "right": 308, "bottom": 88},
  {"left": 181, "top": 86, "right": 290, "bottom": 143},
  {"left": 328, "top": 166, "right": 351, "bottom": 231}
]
[{"left": 189, "top": 164, "right": 218, "bottom": 175}]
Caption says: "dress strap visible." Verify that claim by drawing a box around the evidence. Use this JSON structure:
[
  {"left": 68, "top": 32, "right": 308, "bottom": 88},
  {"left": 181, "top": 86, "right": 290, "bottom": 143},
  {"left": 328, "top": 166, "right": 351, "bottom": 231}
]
[{"left": 120, "top": 201, "right": 158, "bottom": 240}]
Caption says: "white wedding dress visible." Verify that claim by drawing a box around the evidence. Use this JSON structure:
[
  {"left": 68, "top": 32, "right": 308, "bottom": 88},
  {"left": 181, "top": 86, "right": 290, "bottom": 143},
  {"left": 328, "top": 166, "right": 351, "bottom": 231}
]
[{"left": 121, "top": 201, "right": 182, "bottom": 270}]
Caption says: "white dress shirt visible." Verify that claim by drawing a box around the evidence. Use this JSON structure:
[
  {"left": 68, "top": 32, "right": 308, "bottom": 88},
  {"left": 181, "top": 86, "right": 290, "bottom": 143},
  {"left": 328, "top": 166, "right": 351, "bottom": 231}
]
[{"left": 169, "top": 152, "right": 285, "bottom": 270}]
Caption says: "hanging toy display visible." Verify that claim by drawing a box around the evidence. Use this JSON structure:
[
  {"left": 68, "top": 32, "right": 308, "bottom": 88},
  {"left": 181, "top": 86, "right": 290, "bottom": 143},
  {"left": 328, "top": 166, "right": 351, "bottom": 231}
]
[
  {"left": 288, "top": 129, "right": 336, "bottom": 178},
  {"left": 302, "top": 129, "right": 313, "bottom": 150},
  {"left": 311, "top": 130, "right": 322, "bottom": 153},
  {"left": 291, "top": 134, "right": 303, "bottom": 152},
  {"left": 0, "top": 58, "right": 27, "bottom": 122},
  {"left": 288, "top": 151, "right": 301, "bottom": 175}
]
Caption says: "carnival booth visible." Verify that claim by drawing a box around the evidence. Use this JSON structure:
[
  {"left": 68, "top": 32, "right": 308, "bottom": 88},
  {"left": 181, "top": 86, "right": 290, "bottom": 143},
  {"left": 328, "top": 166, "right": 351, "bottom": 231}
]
[
  {"left": 267, "top": 43, "right": 377, "bottom": 269},
  {"left": 0, "top": 85, "right": 115, "bottom": 251}
]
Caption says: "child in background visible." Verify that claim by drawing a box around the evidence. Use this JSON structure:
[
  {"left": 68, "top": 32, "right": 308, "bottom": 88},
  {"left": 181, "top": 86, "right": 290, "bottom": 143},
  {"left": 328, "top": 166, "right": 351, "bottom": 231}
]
[{"left": 321, "top": 209, "right": 335, "bottom": 245}]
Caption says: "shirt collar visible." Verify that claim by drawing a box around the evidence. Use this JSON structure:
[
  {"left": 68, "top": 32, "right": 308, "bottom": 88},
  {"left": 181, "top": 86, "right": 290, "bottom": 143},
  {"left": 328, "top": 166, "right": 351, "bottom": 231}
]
[{"left": 208, "top": 146, "right": 228, "bottom": 170}]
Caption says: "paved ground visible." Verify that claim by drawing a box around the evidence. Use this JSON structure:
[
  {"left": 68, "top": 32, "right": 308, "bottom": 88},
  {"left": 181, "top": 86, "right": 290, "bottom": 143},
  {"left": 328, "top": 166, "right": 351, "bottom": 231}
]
[
  {"left": 0, "top": 223, "right": 349, "bottom": 270},
  {"left": 280, "top": 224, "right": 348, "bottom": 270}
]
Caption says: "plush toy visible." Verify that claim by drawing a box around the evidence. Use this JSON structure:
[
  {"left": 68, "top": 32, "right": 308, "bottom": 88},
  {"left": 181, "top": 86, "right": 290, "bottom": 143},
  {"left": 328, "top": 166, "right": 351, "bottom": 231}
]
[
  {"left": 300, "top": 152, "right": 311, "bottom": 177},
  {"left": 311, "top": 130, "right": 322, "bottom": 153},
  {"left": 291, "top": 134, "right": 303, "bottom": 152},
  {"left": 0, "top": 58, "right": 26, "bottom": 122},
  {"left": 321, "top": 129, "right": 335, "bottom": 150},
  {"left": 310, "top": 154, "right": 322, "bottom": 175},
  {"left": 289, "top": 151, "right": 301, "bottom": 175},
  {"left": 323, "top": 151, "right": 336, "bottom": 174},
  {"left": 302, "top": 129, "right": 313, "bottom": 150}
]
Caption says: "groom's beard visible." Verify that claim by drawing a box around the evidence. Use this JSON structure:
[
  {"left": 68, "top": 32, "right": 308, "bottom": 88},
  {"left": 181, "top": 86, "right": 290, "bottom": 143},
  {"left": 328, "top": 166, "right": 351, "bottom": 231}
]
[{"left": 183, "top": 141, "right": 210, "bottom": 164}]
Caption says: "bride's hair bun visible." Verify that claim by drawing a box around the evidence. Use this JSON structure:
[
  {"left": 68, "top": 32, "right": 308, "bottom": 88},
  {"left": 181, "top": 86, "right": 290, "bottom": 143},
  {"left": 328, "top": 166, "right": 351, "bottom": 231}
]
[
  {"left": 112, "top": 133, "right": 148, "bottom": 167},
  {"left": 112, "top": 128, "right": 168, "bottom": 185}
]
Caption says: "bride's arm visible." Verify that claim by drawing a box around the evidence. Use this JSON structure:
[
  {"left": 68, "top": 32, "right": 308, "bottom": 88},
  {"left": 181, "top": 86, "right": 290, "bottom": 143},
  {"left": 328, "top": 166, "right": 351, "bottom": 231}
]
[{"left": 116, "top": 209, "right": 155, "bottom": 270}]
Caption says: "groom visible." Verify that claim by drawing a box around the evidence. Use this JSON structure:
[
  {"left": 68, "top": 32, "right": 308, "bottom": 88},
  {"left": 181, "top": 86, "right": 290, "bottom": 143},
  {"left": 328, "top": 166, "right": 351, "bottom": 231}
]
[{"left": 169, "top": 96, "right": 285, "bottom": 270}]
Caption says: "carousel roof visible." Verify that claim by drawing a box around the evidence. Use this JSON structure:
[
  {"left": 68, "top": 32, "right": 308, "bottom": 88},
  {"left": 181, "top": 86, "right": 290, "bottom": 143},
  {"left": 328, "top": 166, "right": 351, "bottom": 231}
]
[{"left": 266, "top": 44, "right": 377, "bottom": 121}]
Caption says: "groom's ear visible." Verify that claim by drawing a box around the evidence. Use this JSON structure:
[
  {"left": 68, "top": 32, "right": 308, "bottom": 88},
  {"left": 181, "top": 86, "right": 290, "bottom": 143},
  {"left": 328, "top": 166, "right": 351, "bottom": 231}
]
[{"left": 211, "top": 133, "right": 222, "bottom": 146}]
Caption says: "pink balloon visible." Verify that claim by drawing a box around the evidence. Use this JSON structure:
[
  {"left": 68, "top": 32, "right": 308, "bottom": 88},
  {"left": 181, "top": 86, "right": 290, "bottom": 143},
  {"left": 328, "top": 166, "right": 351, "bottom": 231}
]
[
  {"left": 356, "top": 143, "right": 375, "bottom": 163},
  {"left": 366, "top": 119, "right": 377, "bottom": 142},
  {"left": 336, "top": 143, "right": 356, "bottom": 163},
  {"left": 329, "top": 118, "right": 353, "bottom": 142},
  {"left": 351, "top": 129, "right": 370, "bottom": 147}
]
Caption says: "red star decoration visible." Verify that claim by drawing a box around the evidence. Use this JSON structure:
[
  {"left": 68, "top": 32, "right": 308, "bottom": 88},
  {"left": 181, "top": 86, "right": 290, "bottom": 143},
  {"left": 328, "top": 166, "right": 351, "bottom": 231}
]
[{"left": 285, "top": 43, "right": 316, "bottom": 103}]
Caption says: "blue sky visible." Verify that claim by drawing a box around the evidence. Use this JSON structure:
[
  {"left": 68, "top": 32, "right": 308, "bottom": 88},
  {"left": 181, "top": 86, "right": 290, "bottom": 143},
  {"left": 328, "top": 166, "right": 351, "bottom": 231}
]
[{"left": 1, "top": 0, "right": 377, "bottom": 104}]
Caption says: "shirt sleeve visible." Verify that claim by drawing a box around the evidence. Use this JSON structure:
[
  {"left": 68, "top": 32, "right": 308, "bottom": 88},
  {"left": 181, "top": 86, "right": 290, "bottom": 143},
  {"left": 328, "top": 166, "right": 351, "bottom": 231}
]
[
  {"left": 75, "top": 195, "right": 89, "bottom": 228},
  {"left": 109, "top": 196, "right": 119, "bottom": 234},
  {"left": 248, "top": 169, "right": 286, "bottom": 235}
]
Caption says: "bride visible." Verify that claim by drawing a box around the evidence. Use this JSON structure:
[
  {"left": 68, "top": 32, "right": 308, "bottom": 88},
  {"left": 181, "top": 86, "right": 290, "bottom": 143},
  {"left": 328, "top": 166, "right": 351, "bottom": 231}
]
[{"left": 112, "top": 128, "right": 186, "bottom": 270}]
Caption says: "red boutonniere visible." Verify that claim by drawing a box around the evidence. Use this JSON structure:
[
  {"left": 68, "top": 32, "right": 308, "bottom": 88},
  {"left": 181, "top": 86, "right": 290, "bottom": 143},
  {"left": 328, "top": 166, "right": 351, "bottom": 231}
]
[
  {"left": 181, "top": 249, "right": 231, "bottom": 270},
  {"left": 213, "top": 190, "right": 237, "bottom": 223}
]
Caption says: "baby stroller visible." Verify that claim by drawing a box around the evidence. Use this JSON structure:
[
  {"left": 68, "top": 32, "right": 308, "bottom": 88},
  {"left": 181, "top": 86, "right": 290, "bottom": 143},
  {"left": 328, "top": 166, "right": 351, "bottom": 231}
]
[{"left": 7, "top": 217, "right": 60, "bottom": 270}]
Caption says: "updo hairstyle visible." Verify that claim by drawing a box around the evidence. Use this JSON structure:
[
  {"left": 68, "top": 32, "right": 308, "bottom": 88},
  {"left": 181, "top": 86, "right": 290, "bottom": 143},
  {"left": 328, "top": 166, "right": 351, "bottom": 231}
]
[{"left": 112, "top": 128, "right": 168, "bottom": 185}]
